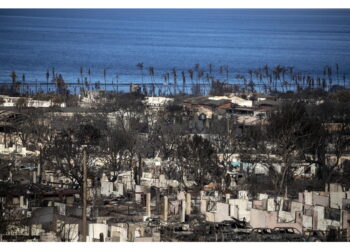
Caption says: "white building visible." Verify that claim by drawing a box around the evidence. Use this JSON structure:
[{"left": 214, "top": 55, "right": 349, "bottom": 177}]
[
  {"left": 208, "top": 95, "right": 253, "bottom": 107},
  {"left": 0, "top": 95, "right": 66, "bottom": 108}
]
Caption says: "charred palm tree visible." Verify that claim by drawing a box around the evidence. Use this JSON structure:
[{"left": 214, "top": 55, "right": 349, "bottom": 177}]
[
  {"left": 248, "top": 80, "right": 255, "bottom": 93},
  {"left": 115, "top": 73, "right": 119, "bottom": 92},
  {"left": 172, "top": 68, "right": 177, "bottom": 95},
  {"left": 181, "top": 71, "right": 186, "bottom": 93},
  {"left": 287, "top": 66, "right": 294, "bottom": 90},
  {"left": 103, "top": 69, "right": 107, "bottom": 91},
  {"left": 253, "top": 70, "right": 259, "bottom": 81},
  {"left": 205, "top": 73, "right": 210, "bottom": 85},
  {"left": 263, "top": 64, "right": 269, "bottom": 78},
  {"left": 164, "top": 72, "right": 172, "bottom": 95},
  {"left": 336, "top": 63, "right": 339, "bottom": 85},
  {"left": 162, "top": 73, "right": 167, "bottom": 84},
  {"left": 10, "top": 71, "right": 18, "bottom": 93},
  {"left": 52, "top": 67, "right": 55, "bottom": 82},
  {"left": 248, "top": 70, "right": 253, "bottom": 81},
  {"left": 95, "top": 82, "right": 100, "bottom": 90},
  {"left": 194, "top": 63, "right": 200, "bottom": 72},
  {"left": 197, "top": 69, "right": 204, "bottom": 94},
  {"left": 46, "top": 70, "right": 50, "bottom": 93},
  {"left": 188, "top": 69, "right": 194, "bottom": 85},
  {"left": 272, "top": 65, "right": 284, "bottom": 91},
  {"left": 22, "top": 74, "right": 26, "bottom": 94},
  {"left": 55, "top": 74, "right": 67, "bottom": 96},
  {"left": 166, "top": 72, "right": 170, "bottom": 84},
  {"left": 84, "top": 77, "right": 89, "bottom": 90},
  {"left": 136, "top": 62, "right": 144, "bottom": 85},
  {"left": 209, "top": 63, "right": 213, "bottom": 76},
  {"left": 148, "top": 66, "right": 155, "bottom": 96},
  {"left": 80, "top": 67, "right": 83, "bottom": 84},
  {"left": 225, "top": 65, "right": 229, "bottom": 83},
  {"left": 88, "top": 68, "right": 91, "bottom": 84},
  {"left": 219, "top": 65, "right": 224, "bottom": 83},
  {"left": 327, "top": 65, "right": 332, "bottom": 82}
]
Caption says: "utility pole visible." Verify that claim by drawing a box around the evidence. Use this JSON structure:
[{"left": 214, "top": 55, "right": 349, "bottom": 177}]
[
  {"left": 163, "top": 196, "right": 168, "bottom": 223},
  {"left": 82, "top": 148, "right": 87, "bottom": 242},
  {"left": 227, "top": 116, "right": 230, "bottom": 135}
]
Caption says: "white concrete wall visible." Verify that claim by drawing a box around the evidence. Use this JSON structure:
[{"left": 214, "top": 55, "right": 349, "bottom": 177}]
[
  {"left": 267, "top": 199, "right": 276, "bottom": 212},
  {"left": 330, "top": 192, "right": 346, "bottom": 209},
  {"left": 238, "top": 190, "right": 248, "bottom": 200},
  {"left": 228, "top": 198, "right": 250, "bottom": 221},
  {"left": 209, "top": 202, "right": 232, "bottom": 222},
  {"left": 278, "top": 211, "right": 294, "bottom": 223},
  {"left": 304, "top": 191, "right": 313, "bottom": 205},
  {"left": 88, "top": 223, "right": 108, "bottom": 242},
  {"left": 62, "top": 224, "right": 79, "bottom": 242},
  {"left": 302, "top": 215, "right": 313, "bottom": 229},
  {"left": 346, "top": 191, "right": 350, "bottom": 199},
  {"left": 230, "top": 205, "right": 239, "bottom": 219},
  {"left": 317, "top": 219, "right": 342, "bottom": 231},
  {"left": 54, "top": 202, "right": 66, "bottom": 216},
  {"left": 110, "top": 225, "right": 128, "bottom": 242},
  {"left": 229, "top": 199, "right": 248, "bottom": 210},
  {"left": 314, "top": 205, "right": 325, "bottom": 220},
  {"left": 239, "top": 209, "right": 251, "bottom": 222},
  {"left": 205, "top": 212, "right": 215, "bottom": 222},
  {"left": 100, "top": 181, "right": 115, "bottom": 196},
  {"left": 31, "top": 224, "right": 45, "bottom": 236},
  {"left": 177, "top": 191, "right": 186, "bottom": 200},
  {"left": 257, "top": 193, "right": 268, "bottom": 200},
  {"left": 135, "top": 185, "right": 142, "bottom": 203},
  {"left": 117, "top": 183, "right": 124, "bottom": 196},
  {"left": 290, "top": 201, "right": 303, "bottom": 220},
  {"left": 19, "top": 196, "right": 28, "bottom": 209},
  {"left": 0, "top": 96, "right": 66, "bottom": 108}
]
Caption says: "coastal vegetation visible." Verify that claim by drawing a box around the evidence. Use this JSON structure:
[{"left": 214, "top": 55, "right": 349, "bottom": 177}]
[{"left": 0, "top": 63, "right": 348, "bottom": 98}]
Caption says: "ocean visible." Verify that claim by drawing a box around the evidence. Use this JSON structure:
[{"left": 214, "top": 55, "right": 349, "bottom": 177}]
[{"left": 0, "top": 9, "right": 350, "bottom": 89}]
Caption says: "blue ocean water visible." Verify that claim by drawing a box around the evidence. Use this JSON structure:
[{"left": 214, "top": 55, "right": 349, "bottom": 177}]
[{"left": 0, "top": 9, "right": 350, "bottom": 85}]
